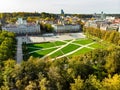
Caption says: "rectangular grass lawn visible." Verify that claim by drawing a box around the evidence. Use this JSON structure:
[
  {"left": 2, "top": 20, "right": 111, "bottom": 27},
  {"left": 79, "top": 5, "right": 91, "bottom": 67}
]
[
  {"left": 53, "top": 41, "right": 66, "bottom": 46},
  {"left": 27, "top": 47, "right": 41, "bottom": 52},
  {"left": 27, "top": 42, "right": 55, "bottom": 48},
  {"left": 73, "top": 39, "right": 94, "bottom": 45},
  {"left": 26, "top": 41, "right": 65, "bottom": 49},
  {"left": 64, "top": 40, "right": 72, "bottom": 42},
  {"left": 50, "top": 51, "right": 63, "bottom": 58},
  {"left": 50, "top": 44, "right": 80, "bottom": 58},
  {"left": 29, "top": 48, "right": 57, "bottom": 58},
  {"left": 89, "top": 43, "right": 105, "bottom": 49},
  {"left": 71, "top": 47, "right": 92, "bottom": 56}
]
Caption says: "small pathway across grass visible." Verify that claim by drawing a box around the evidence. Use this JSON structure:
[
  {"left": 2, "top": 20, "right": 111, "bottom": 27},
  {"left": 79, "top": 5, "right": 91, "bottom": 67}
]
[{"left": 16, "top": 38, "right": 23, "bottom": 64}]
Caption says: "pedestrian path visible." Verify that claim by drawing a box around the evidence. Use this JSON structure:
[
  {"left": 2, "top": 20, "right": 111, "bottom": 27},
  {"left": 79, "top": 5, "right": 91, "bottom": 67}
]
[{"left": 16, "top": 38, "right": 23, "bottom": 64}]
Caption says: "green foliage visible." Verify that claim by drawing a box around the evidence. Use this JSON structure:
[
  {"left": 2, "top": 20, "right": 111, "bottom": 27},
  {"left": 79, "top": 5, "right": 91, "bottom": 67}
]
[
  {"left": 84, "top": 27, "right": 120, "bottom": 46},
  {"left": 0, "top": 46, "right": 120, "bottom": 89},
  {"left": 70, "top": 76, "right": 84, "bottom": 90},
  {"left": 40, "top": 23, "right": 54, "bottom": 33},
  {"left": 0, "top": 31, "right": 16, "bottom": 61},
  {"left": 84, "top": 75, "right": 101, "bottom": 90},
  {"left": 102, "top": 74, "right": 120, "bottom": 90},
  {"left": 39, "top": 78, "right": 50, "bottom": 90}
]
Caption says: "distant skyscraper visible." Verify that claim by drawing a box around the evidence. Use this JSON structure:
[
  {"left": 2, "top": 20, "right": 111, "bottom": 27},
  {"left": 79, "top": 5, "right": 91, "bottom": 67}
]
[
  {"left": 101, "top": 11, "right": 105, "bottom": 20},
  {"left": 61, "top": 9, "right": 64, "bottom": 15}
]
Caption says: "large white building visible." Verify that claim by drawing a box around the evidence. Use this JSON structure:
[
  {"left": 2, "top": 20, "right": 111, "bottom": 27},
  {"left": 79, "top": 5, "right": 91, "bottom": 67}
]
[
  {"left": 52, "top": 24, "right": 81, "bottom": 33},
  {"left": 2, "top": 18, "right": 40, "bottom": 34},
  {"left": 2, "top": 24, "right": 40, "bottom": 34}
]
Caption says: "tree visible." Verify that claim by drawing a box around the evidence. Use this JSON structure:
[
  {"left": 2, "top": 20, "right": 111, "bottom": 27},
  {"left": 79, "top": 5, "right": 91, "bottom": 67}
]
[
  {"left": 70, "top": 76, "right": 84, "bottom": 90},
  {"left": 25, "top": 81, "right": 37, "bottom": 90},
  {"left": 2, "top": 60, "right": 16, "bottom": 90},
  {"left": 84, "top": 75, "right": 102, "bottom": 90},
  {"left": 39, "top": 78, "right": 50, "bottom": 90},
  {"left": 102, "top": 74, "right": 120, "bottom": 90}
]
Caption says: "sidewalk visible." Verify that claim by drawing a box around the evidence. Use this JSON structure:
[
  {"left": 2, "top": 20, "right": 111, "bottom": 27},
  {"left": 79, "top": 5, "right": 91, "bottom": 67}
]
[{"left": 16, "top": 37, "right": 23, "bottom": 64}]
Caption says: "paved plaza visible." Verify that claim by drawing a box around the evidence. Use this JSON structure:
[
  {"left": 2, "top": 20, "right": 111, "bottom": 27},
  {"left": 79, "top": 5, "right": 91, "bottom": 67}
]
[{"left": 18, "top": 33, "right": 85, "bottom": 43}]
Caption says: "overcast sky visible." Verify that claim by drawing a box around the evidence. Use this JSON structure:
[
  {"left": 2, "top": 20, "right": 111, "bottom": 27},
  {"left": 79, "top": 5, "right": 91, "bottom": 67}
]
[{"left": 0, "top": 0, "right": 119, "bottom": 14}]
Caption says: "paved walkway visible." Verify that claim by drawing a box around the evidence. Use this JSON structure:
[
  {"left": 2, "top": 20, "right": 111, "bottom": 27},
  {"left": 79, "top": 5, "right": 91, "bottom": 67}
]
[{"left": 16, "top": 37, "right": 23, "bottom": 64}]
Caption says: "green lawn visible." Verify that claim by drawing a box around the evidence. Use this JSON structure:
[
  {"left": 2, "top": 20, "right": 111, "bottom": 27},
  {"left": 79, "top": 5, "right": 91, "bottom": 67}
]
[
  {"left": 61, "top": 44, "right": 80, "bottom": 54},
  {"left": 29, "top": 48, "right": 57, "bottom": 58},
  {"left": 27, "top": 41, "right": 65, "bottom": 49},
  {"left": 73, "top": 39, "right": 94, "bottom": 45},
  {"left": 26, "top": 38, "right": 107, "bottom": 59},
  {"left": 89, "top": 42, "right": 105, "bottom": 49},
  {"left": 64, "top": 40, "right": 72, "bottom": 42},
  {"left": 27, "top": 47, "right": 41, "bottom": 52},
  {"left": 71, "top": 47, "right": 92, "bottom": 56},
  {"left": 50, "top": 51, "right": 63, "bottom": 58},
  {"left": 27, "top": 42, "right": 55, "bottom": 48},
  {"left": 50, "top": 44, "right": 80, "bottom": 58},
  {"left": 53, "top": 41, "right": 66, "bottom": 46}
]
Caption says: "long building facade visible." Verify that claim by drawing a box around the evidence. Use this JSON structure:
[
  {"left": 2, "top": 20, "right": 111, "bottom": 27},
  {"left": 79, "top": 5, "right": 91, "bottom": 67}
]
[
  {"left": 52, "top": 24, "right": 81, "bottom": 33},
  {"left": 2, "top": 18, "right": 41, "bottom": 35},
  {"left": 2, "top": 24, "right": 40, "bottom": 34}
]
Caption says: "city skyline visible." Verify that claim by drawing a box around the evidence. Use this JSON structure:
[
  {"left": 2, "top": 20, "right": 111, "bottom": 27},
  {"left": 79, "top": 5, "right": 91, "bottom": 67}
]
[{"left": 0, "top": 0, "right": 120, "bottom": 14}]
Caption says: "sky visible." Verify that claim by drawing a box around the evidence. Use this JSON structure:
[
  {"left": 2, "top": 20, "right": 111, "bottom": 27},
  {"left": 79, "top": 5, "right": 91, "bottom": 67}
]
[{"left": 0, "top": 0, "right": 119, "bottom": 14}]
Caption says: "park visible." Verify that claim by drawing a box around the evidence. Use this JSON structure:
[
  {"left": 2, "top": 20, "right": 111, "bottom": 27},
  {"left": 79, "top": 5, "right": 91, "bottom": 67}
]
[{"left": 24, "top": 35, "right": 106, "bottom": 60}]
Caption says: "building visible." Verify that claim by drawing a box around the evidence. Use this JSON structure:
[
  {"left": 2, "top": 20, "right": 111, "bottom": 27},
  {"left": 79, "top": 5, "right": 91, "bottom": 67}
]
[
  {"left": 61, "top": 9, "right": 64, "bottom": 15},
  {"left": 84, "top": 20, "right": 98, "bottom": 28},
  {"left": 106, "top": 24, "right": 119, "bottom": 31},
  {"left": 2, "top": 18, "right": 40, "bottom": 35},
  {"left": 119, "top": 24, "right": 120, "bottom": 32},
  {"left": 2, "top": 24, "right": 40, "bottom": 34},
  {"left": 52, "top": 24, "right": 81, "bottom": 33},
  {"left": 100, "top": 23, "right": 108, "bottom": 30}
]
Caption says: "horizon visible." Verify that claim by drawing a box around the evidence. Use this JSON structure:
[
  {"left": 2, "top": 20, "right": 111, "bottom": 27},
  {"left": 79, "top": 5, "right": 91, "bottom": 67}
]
[
  {"left": 0, "top": 11, "right": 120, "bottom": 14},
  {"left": 0, "top": 0, "right": 119, "bottom": 14}
]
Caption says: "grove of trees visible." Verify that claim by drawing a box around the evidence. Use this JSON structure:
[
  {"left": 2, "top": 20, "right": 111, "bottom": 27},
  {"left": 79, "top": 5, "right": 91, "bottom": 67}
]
[
  {"left": 40, "top": 23, "right": 54, "bottom": 33},
  {"left": 83, "top": 27, "right": 120, "bottom": 46},
  {"left": 0, "top": 31, "right": 16, "bottom": 62},
  {"left": 0, "top": 46, "right": 120, "bottom": 90}
]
